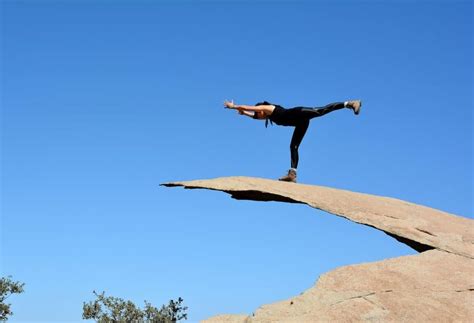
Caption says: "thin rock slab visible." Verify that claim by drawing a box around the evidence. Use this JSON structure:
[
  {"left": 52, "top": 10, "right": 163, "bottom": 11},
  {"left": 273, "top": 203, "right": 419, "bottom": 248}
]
[{"left": 162, "top": 176, "right": 473, "bottom": 258}]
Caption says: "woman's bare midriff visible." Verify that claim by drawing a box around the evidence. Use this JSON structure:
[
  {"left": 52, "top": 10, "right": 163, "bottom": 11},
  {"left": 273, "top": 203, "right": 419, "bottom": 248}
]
[{"left": 266, "top": 105, "right": 276, "bottom": 116}]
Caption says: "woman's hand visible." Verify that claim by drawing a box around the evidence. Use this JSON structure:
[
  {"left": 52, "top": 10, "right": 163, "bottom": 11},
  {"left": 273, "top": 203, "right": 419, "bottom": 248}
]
[{"left": 224, "top": 100, "right": 236, "bottom": 109}]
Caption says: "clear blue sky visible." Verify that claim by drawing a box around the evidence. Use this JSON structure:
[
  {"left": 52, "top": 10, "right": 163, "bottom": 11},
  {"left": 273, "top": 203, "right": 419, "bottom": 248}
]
[{"left": 1, "top": 0, "right": 472, "bottom": 322}]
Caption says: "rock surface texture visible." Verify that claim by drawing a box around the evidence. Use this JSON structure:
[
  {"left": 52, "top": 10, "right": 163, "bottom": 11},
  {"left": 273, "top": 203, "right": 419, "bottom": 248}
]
[{"left": 161, "top": 176, "right": 474, "bottom": 322}]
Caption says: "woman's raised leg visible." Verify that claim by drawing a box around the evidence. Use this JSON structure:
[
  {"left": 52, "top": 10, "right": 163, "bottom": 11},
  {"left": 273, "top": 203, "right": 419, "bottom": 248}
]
[{"left": 296, "top": 102, "right": 346, "bottom": 119}]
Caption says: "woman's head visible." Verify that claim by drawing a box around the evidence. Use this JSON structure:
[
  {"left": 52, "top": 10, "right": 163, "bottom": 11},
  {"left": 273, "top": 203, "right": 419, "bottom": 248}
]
[{"left": 256, "top": 101, "right": 270, "bottom": 106}]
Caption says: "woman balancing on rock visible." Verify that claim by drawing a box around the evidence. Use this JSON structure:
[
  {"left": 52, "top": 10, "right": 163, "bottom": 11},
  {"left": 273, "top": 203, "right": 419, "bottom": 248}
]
[{"left": 224, "top": 99, "right": 362, "bottom": 183}]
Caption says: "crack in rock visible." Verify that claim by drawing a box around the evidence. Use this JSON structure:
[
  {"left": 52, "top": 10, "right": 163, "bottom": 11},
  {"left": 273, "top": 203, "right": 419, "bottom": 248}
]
[
  {"left": 415, "top": 227, "right": 437, "bottom": 237},
  {"left": 330, "top": 290, "right": 394, "bottom": 306}
]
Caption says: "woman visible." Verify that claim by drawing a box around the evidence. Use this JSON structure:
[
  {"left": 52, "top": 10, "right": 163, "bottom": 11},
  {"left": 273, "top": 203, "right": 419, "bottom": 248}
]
[{"left": 224, "top": 99, "right": 362, "bottom": 183}]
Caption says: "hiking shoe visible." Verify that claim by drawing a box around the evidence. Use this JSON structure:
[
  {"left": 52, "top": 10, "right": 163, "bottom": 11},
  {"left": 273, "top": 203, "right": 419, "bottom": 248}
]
[
  {"left": 278, "top": 168, "right": 297, "bottom": 183},
  {"left": 347, "top": 100, "right": 362, "bottom": 115}
]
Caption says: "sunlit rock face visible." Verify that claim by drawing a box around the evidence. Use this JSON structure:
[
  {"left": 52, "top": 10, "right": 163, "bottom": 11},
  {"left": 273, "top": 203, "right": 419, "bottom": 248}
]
[{"left": 162, "top": 176, "right": 474, "bottom": 322}]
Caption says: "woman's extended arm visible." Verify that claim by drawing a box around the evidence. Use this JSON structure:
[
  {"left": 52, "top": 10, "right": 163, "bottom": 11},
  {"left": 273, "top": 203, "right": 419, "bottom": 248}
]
[
  {"left": 224, "top": 100, "right": 273, "bottom": 112},
  {"left": 238, "top": 110, "right": 256, "bottom": 118},
  {"left": 236, "top": 105, "right": 266, "bottom": 112}
]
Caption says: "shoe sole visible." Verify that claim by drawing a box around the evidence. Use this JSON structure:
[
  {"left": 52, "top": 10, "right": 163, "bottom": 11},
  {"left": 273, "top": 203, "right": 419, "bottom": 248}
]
[
  {"left": 278, "top": 178, "right": 297, "bottom": 183},
  {"left": 354, "top": 100, "right": 362, "bottom": 115}
]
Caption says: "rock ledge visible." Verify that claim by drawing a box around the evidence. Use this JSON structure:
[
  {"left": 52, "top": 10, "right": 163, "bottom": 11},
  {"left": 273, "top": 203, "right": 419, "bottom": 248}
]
[{"left": 162, "top": 176, "right": 473, "bottom": 322}]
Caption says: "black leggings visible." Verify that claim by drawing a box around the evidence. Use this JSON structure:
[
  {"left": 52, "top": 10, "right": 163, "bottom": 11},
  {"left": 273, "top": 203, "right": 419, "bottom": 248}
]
[{"left": 288, "top": 102, "right": 345, "bottom": 169}]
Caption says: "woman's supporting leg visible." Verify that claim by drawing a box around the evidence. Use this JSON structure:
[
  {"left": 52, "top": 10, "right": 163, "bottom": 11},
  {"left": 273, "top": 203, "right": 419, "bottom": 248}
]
[{"left": 290, "top": 121, "right": 309, "bottom": 169}]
